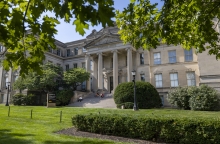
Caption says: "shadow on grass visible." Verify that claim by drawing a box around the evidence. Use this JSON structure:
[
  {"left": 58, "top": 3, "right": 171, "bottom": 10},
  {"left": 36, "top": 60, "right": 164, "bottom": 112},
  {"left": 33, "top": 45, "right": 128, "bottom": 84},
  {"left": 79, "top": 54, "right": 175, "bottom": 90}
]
[
  {"left": 44, "top": 140, "right": 113, "bottom": 144},
  {"left": 0, "top": 129, "right": 34, "bottom": 144}
]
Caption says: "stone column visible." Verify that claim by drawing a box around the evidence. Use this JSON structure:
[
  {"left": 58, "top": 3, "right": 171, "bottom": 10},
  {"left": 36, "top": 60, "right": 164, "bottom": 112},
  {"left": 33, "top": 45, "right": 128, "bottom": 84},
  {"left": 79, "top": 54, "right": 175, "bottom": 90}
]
[
  {"left": 112, "top": 50, "right": 118, "bottom": 89},
  {"left": 97, "top": 52, "right": 103, "bottom": 89},
  {"left": 127, "top": 47, "right": 132, "bottom": 82},
  {"left": 85, "top": 54, "right": 91, "bottom": 91},
  {"left": 93, "top": 58, "right": 98, "bottom": 91}
]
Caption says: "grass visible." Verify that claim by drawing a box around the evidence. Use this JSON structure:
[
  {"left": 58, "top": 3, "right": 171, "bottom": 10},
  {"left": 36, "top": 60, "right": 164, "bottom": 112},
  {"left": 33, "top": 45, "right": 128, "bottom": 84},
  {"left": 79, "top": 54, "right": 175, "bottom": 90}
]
[{"left": 0, "top": 106, "right": 220, "bottom": 144}]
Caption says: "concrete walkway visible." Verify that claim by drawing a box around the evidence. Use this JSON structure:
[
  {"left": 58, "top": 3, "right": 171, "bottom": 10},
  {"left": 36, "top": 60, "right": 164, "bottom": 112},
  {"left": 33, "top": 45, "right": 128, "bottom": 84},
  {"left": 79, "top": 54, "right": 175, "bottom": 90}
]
[{"left": 67, "top": 93, "right": 117, "bottom": 108}]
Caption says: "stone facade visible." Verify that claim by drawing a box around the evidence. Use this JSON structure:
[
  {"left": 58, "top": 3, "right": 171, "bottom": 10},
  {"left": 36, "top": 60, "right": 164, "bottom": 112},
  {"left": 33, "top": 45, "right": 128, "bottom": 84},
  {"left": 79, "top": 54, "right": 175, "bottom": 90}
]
[{"left": 0, "top": 25, "right": 219, "bottom": 106}]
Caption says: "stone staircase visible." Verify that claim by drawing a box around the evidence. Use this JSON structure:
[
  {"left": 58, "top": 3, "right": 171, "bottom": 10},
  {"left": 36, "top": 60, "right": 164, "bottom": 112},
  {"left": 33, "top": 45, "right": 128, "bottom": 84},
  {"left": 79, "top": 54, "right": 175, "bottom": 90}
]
[{"left": 67, "top": 93, "right": 117, "bottom": 108}]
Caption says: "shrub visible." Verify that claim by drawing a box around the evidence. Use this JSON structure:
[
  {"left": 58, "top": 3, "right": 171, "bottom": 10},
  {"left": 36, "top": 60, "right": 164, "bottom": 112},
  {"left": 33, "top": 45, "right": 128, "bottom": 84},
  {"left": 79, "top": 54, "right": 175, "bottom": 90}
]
[
  {"left": 12, "top": 93, "right": 25, "bottom": 105},
  {"left": 56, "top": 89, "right": 73, "bottom": 106},
  {"left": 24, "top": 94, "right": 35, "bottom": 105},
  {"left": 72, "top": 114, "right": 220, "bottom": 143},
  {"left": 189, "top": 85, "right": 220, "bottom": 111},
  {"left": 114, "top": 81, "right": 162, "bottom": 109},
  {"left": 167, "top": 86, "right": 191, "bottom": 110},
  {"left": 116, "top": 102, "right": 134, "bottom": 109}
]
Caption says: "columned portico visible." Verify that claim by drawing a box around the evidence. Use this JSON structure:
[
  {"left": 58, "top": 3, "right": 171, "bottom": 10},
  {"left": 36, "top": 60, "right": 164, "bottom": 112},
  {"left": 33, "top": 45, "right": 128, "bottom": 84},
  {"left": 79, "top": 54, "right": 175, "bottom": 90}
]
[
  {"left": 97, "top": 52, "right": 103, "bottom": 89},
  {"left": 112, "top": 50, "right": 118, "bottom": 90},
  {"left": 127, "top": 47, "right": 133, "bottom": 82},
  {"left": 85, "top": 54, "right": 91, "bottom": 91}
]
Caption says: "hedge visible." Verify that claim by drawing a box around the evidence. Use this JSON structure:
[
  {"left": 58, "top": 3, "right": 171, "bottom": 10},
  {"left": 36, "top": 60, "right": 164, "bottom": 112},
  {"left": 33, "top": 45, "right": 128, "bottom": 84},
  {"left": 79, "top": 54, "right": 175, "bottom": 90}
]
[
  {"left": 72, "top": 114, "right": 220, "bottom": 143},
  {"left": 114, "top": 81, "right": 162, "bottom": 109}
]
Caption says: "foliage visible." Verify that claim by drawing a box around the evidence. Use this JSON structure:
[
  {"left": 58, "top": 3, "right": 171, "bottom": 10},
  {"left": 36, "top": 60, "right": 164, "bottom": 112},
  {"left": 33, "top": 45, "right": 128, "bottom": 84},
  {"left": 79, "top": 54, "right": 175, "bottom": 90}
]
[
  {"left": 63, "top": 68, "right": 90, "bottom": 91},
  {"left": 116, "top": 102, "right": 134, "bottom": 109},
  {"left": 189, "top": 85, "right": 220, "bottom": 111},
  {"left": 12, "top": 93, "right": 35, "bottom": 105},
  {"left": 55, "top": 89, "right": 74, "bottom": 106},
  {"left": 12, "top": 93, "right": 25, "bottom": 105},
  {"left": 114, "top": 81, "right": 162, "bottom": 109},
  {"left": 0, "top": 0, "right": 115, "bottom": 76},
  {"left": 72, "top": 114, "right": 220, "bottom": 143},
  {"left": 14, "top": 63, "right": 62, "bottom": 93},
  {"left": 167, "top": 86, "right": 191, "bottom": 110},
  {"left": 13, "top": 76, "right": 26, "bottom": 93},
  {"left": 116, "top": 0, "right": 220, "bottom": 59}
]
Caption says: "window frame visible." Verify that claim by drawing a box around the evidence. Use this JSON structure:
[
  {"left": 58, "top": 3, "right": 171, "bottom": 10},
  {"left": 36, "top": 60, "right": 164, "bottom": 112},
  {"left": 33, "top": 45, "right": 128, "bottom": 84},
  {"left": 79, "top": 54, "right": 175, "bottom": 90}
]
[
  {"left": 184, "top": 48, "right": 193, "bottom": 62},
  {"left": 65, "top": 64, "right": 69, "bottom": 71},
  {"left": 154, "top": 52, "right": 161, "bottom": 65},
  {"left": 186, "top": 71, "right": 196, "bottom": 86},
  {"left": 155, "top": 73, "right": 163, "bottom": 88},
  {"left": 140, "top": 53, "right": 144, "bottom": 65},
  {"left": 168, "top": 50, "right": 176, "bottom": 63},
  {"left": 73, "top": 63, "right": 77, "bottom": 68},
  {"left": 66, "top": 49, "right": 70, "bottom": 57},
  {"left": 170, "top": 73, "right": 179, "bottom": 87},
  {"left": 74, "top": 48, "right": 78, "bottom": 55},
  {"left": 140, "top": 74, "right": 145, "bottom": 82}
]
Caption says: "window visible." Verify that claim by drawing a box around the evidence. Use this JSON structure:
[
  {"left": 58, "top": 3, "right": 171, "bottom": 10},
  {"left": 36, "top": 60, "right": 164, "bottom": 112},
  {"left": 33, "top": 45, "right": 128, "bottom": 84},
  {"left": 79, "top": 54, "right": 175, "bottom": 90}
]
[
  {"left": 186, "top": 72, "right": 196, "bottom": 86},
  {"left": 140, "top": 74, "right": 145, "bottom": 81},
  {"left": 140, "top": 53, "right": 144, "bottom": 65},
  {"left": 57, "top": 49, "right": 61, "bottom": 56},
  {"left": 0, "top": 45, "right": 3, "bottom": 52},
  {"left": 160, "top": 95, "right": 164, "bottom": 106},
  {"left": 125, "top": 56, "right": 127, "bottom": 66},
  {"left": 82, "top": 62, "right": 85, "bottom": 69},
  {"left": 65, "top": 64, "right": 69, "bottom": 71},
  {"left": 168, "top": 50, "right": 176, "bottom": 63},
  {"left": 74, "top": 48, "right": 78, "bottom": 55},
  {"left": 184, "top": 48, "right": 193, "bottom": 62},
  {"left": 118, "top": 76, "right": 121, "bottom": 84},
  {"left": 155, "top": 74, "right": 162, "bottom": 88},
  {"left": 170, "top": 73, "right": 178, "bottom": 87},
  {"left": 81, "top": 81, "right": 86, "bottom": 90},
  {"left": 73, "top": 63, "right": 77, "bottom": 68},
  {"left": 154, "top": 52, "right": 161, "bottom": 65},
  {"left": 66, "top": 49, "right": 70, "bottom": 57}
]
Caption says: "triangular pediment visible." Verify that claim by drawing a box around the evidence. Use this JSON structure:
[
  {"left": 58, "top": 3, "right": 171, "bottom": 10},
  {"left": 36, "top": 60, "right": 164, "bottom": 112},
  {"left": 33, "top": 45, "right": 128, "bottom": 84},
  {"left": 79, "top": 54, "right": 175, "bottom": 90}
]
[{"left": 85, "top": 34, "right": 121, "bottom": 48}]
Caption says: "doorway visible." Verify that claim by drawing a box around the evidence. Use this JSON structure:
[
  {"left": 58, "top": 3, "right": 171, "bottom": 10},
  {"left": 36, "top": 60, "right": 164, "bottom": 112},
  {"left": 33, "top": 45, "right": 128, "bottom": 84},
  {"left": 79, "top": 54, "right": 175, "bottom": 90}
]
[{"left": 110, "top": 76, "right": 113, "bottom": 93}]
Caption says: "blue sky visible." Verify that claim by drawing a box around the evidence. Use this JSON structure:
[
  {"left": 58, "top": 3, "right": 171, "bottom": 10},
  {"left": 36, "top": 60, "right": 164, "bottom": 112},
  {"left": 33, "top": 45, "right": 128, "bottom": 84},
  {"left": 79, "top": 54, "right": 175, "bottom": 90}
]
[{"left": 54, "top": 0, "right": 163, "bottom": 43}]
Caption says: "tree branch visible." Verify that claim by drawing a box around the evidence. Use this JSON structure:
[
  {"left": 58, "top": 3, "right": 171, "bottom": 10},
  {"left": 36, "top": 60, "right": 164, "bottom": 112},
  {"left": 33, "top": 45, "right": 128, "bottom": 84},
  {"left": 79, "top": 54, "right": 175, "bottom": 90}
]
[{"left": 22, "top": 0, "right": 31, "bottom": 58}]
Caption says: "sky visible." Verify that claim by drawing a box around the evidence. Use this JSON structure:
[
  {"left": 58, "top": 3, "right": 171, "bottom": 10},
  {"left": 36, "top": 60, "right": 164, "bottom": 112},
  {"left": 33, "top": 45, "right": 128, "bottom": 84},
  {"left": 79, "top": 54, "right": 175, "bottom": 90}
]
[{"left": 53, "top": 0, "right": 164, "bottom": 43}]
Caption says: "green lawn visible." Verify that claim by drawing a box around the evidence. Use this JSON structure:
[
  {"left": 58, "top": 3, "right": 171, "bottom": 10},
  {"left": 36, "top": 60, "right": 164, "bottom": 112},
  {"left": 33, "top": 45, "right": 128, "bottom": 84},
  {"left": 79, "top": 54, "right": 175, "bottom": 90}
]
[{"left": 0, "top": 106, "right": 220, "bottom": 144}]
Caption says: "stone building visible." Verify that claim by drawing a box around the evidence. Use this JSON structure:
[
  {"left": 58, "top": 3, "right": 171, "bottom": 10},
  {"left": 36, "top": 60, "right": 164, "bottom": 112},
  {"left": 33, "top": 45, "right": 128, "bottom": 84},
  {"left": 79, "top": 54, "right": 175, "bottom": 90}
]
[{"left": 0, "top": 25, "right": 219, "bottom": 106}]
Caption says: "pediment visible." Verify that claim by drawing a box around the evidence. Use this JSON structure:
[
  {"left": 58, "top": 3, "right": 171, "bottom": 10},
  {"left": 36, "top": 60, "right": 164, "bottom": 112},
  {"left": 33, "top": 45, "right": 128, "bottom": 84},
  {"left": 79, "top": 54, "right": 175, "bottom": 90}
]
[{"left": 85, "top": 34, "right": 121, "bottom": 48}]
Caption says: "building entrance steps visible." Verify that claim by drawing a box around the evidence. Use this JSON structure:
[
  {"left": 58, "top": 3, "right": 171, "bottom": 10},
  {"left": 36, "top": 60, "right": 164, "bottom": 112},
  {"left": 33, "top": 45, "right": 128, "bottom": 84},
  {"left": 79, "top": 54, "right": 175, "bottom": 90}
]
[{"left": 67, "top": 93, "right": 117, "bottom": 108}]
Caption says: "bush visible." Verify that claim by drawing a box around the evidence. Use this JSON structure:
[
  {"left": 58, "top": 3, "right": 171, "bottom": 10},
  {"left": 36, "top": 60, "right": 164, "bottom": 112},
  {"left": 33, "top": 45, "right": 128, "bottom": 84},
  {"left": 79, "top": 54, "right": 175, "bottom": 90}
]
[
  {"left": 24, "top": 94, "right": 35, "bottom": 105},
  {"left": 117, "top": 102, "right": 134, "bottom": 109},
  {"left": 114, "top": 81, "right": 162, "bottom": 109},
  {"left": 56, "top": 89, "right": 73, "bottom": 106},
  {"left": 189, "top": 85, "right": 220, "bottom": 111},
  {"left": 167, "top": 86, "right": 191, "bottom": 110},
  {"left": 72, "top": 114, "right": 220, "bottom": 143},
  {"left": 12, "top": 93, "right": 25, "bottom": 105}
]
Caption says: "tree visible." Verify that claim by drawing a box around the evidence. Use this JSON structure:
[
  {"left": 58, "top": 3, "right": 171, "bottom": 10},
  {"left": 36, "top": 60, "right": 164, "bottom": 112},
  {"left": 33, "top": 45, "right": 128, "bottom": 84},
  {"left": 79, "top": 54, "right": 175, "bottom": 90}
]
[
  {"left": 116, "top": 0, "right": 220, "bottom": 59},
  {"left": 63, "top": 68, "right": 90, "bottom": 91},
  {"left": 13, "top": 62, "right": 62, "bottom": 93},
  {"left": 0, "top": 0, "right": 115, "bottom": 76},
  {"left": 13, "top": 76, "right": 26, "bottom": 93}
]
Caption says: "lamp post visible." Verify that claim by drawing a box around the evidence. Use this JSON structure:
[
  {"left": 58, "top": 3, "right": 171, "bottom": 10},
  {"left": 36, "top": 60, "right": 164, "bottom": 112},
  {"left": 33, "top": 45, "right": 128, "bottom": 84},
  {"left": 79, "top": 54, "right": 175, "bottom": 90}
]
[
  {"left": 131, "top": 70, "right": 138, "bottom": 111},
  {"left": 5, "top": 82, "right": 10, "bottom": 106}
]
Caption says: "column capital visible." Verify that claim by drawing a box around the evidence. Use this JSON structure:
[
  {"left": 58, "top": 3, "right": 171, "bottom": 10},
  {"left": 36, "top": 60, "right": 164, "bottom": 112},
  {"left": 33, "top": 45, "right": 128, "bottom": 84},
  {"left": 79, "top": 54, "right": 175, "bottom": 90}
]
[
  {"left": 111, "top": 49, "right": 118, "bottom": 53},
  {"left": 97, "top": 52, "right": 102, "bottom": 56},
  {"left": 125, "top": 47, "right": 132, "bottom": 51},
  {"left": 85, "top": 53, "right": 90, "bottom": 58}
]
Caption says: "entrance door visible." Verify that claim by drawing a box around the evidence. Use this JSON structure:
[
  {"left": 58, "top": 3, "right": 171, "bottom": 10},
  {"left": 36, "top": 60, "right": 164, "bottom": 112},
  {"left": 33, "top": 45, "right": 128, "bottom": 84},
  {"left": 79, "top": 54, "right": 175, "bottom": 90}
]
[{"left": 110, "top": 76, "right": 113, "bottom": 93}]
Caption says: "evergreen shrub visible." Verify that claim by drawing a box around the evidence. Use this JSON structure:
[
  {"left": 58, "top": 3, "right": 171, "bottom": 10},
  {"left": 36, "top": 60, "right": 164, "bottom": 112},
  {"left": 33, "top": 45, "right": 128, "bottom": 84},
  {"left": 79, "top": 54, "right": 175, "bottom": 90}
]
[
  {"left": 114, "top": 81, "right": 162, "bottom": 109},
  {"left": 72, "top": 114, "right": 220, "bottom": 143},
  {"left": 56, "top": 89, "right": 73, "bottom": 106},
  {"left": 12, "top": 93, "right": 25, "bottom": 105}
]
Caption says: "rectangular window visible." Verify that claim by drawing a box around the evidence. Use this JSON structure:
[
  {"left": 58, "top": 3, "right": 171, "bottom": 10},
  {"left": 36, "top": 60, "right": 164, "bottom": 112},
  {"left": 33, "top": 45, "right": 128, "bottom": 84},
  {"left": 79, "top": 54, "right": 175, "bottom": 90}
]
[
  {"left": 65, "top": 64, "right": 69, "bottom": 71},
  {"left": 140, "top": 53, "right": 144, "bottom": 65},
  {"left": 186, "top": 72, "right": 196, "bottom": 86},
  {"left": 184, "top": 48, "right": 193, "bottom": 62},
  {"left": 160, "top": 95, "right": 164, "bottom": 106},
  {"left": 81, "top": 81, "right": 86, "bottom": 90},
  {"left": 155, "top": 74, "right": 162, "bottom": 88},
  {"left": 66, "top": 49, "right": 70, "bottom": 57},
  {"left": 74, "top": 48, "right": 78, "bottom": 55},
  {"left": 170, "top": 73, "right": 178, "bottom": 87},
  {"left": 82, "top": 62, "right": 85, "bottom": 69},
  {"left": 154, "top": 52, "right": 161, "bottom": 65},
  {"left": 57, "top": 49, "right": 61, "bottom": 56},
  {"left": 73, "top": 63, "right": 77, "bottom": 68},
  {"left": 0, "top": 45, "right": 3, "bottom": 52},
  {"left": 140, "top": 74, "right": 145, "bottom": 81},
  {"left": 168, "top": 50, "right": 176, "bottom": 63}
]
